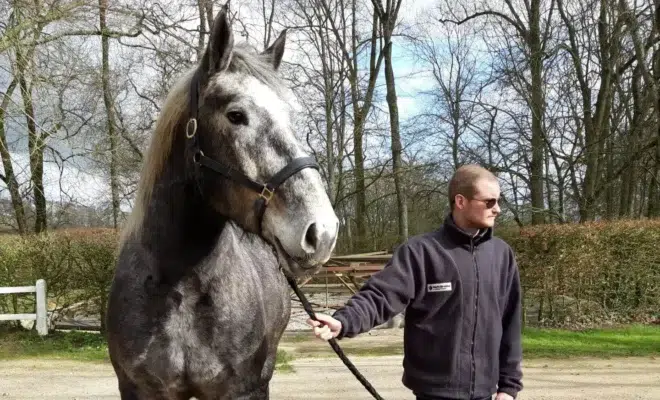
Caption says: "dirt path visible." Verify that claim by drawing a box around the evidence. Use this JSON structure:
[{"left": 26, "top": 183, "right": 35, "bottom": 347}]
[{"left": 1, "top": 356, "right": 658, "bottom": 399}]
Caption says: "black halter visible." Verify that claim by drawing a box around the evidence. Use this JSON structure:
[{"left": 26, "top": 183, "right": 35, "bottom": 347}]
[{"left": 185, "top": 68, "right": 320, "bottom": 228}]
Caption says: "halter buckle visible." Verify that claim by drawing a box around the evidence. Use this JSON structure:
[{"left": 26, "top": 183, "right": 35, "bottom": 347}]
[
  {"left": 186, "top": 118, "right": 198, "bottom": 139},
  {"left": 260, "top": 185, "right": 274, "bottom": 204}
]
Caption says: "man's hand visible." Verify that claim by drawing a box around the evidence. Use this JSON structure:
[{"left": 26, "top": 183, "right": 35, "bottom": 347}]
[
  {"left": 495, "top": 392, "right": 514, "bottom": 400},
  {"left": 306, "top": 313, "right": 342, "bottom": 341}
]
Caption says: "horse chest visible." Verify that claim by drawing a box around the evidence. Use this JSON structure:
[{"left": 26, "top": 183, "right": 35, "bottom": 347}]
[
  {"left": 147, "top": 263, "right": 290, "bottom": 389},
  {"left": 117, "top": 223, "right": 295, "bottom": 397}
]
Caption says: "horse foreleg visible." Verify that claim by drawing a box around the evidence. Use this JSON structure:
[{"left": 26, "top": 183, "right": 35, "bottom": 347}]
[
  {"left": 113, "top": 366, "right": 180, "bottom": 400},
  {"left": 119, "top": 385, "right": 141, "bottom": 400},
  {"left": 114, "top": 371, "right": 141, "bottom": 400},
  {"left": 223, "top": 385, "right": 269, "bottom": 400}
]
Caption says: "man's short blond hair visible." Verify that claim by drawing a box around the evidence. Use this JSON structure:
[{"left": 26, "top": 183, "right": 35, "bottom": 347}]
[{"left": 448, "top": 164, "right": 498, "bottom": 208}]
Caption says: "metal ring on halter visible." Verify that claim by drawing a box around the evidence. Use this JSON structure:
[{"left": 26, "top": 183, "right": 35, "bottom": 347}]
[
  {"left": 186, "top": 118, "right": 198, "bottom": 139},
  {"left": 194, "top": 150, "right": 204, "bottom": 163}
]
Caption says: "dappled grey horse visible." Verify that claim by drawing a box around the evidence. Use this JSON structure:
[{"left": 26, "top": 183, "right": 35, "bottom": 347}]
[{"left": 106, "top": 5, "right": 339, "bottom": 399}]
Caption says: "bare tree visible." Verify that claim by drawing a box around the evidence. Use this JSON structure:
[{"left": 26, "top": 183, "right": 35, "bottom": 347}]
[
  {"left": 371, "top": 0, "right": 408, "bottom": 243},
  {"left": 439, "top": 0, "right": 555, "bottom": 224},
  {"left": 316, "top": 0, "right": 386, "bottom": 250},
  {"left": 99, "top": 0, "right": 120, "bottom": 228}
]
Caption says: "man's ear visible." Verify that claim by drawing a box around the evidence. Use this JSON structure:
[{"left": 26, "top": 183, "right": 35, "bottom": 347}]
[
  {"left": 205, "top": 3, "right": 234, "bottom": 74},
  {"left": 262, "top": 29, "right": 287, "bottom": 70},
  {"left": 454, "top": 194, "right": 467, "bottom": 210}
]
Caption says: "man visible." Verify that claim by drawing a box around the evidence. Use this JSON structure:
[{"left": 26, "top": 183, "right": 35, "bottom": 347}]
[{"left": 308, "top": 164, "right": 523, "bottom": 400}]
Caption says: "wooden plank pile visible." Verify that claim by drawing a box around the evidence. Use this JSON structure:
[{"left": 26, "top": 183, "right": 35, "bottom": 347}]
[{"left": 294, "top": 251, "right": 392, "bottom": 295}]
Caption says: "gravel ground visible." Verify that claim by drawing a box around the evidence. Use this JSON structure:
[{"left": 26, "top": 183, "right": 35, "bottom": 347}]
[
  {"left": 1, "top": 356, "right": 658, "bottom": 399},
  {"left": 19, "top": 292, "right": 657, "bottom": 399}
]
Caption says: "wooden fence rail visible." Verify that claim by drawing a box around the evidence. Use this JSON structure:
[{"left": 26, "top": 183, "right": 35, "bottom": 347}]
[{"left": 0, "top": 279, "right": 48, "bottom": 336}]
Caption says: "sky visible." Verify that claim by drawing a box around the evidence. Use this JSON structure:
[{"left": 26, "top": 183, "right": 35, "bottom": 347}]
[
  {"left": 374, "top": 0, "right": 440, "bottom": 121},
  {"left": 0, "top": 152, "right": 110, "bottom": 207}
]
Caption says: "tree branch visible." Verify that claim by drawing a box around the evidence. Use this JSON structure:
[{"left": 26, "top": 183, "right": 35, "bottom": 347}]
[
  {"left": 34, "top": 27, "right": 143, "bottom": 47},
  {"left": 438, "top": 11, "right": 527, "bottom": 38}
]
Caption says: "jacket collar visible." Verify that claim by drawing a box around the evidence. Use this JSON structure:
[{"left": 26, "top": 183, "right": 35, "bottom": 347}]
[{"left": 442, "top": 213, "right": 493, "bottom": 247}]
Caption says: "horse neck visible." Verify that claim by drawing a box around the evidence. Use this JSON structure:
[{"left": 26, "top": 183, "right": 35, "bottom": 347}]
[{"left": 139, "top": 134, "right": 226, "bottom": 280}]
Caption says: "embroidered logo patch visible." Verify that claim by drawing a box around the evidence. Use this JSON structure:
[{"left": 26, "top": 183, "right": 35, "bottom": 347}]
[{"left": 427, "top": 282, "right": 452, "bottom": 292}]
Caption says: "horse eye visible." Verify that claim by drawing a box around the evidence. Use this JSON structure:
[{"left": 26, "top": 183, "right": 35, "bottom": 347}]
[{"left": 227, "top": 110, "right": 248, "bottom": 125}]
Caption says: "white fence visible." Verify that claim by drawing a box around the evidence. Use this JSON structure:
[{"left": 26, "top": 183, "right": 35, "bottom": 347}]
[{"left": 0, "top": 279, "right": 48, "bottom": 335}]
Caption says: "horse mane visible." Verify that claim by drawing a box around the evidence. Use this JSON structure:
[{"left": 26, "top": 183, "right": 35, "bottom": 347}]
[{"left": 119, "top": 43, "right": 288, "bottom": 245}]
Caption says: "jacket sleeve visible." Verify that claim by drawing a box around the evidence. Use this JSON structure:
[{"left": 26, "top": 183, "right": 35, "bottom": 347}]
[
  {"left": 332, "top": 243, "right": 422, "bottom": 339},
  {"left": 497, "top": 246, "right": 524, "bottom": 398}
]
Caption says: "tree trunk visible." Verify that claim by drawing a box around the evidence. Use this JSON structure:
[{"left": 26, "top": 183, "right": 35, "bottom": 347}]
[
  {"left": 605, "top": 129, "right": 616, "bottom": 219},
  {"left": 0, "top": 80, "right": 27, "bottom": 234},
  {"left": 377, "top": 0, "right": 407, "bottom": 244},
  {"left": 334, "top": 73, "right": 347, "bottom": 207},
  {"left": 99, "top": 0, "right": 121, "bottom": 229},
  {"left": 261, "top": 0, "right": 276, "bottom": 48},
  {"left": 648, "top": 38, "right": 660, "bottom": 216},
  {"left": 529, "top": 0, "right": 545, "bottom": 224},
  {"left": 544, "top": 144, "right": 553, "bottom": 221},
  {"left": 15, "top": 45, "right": 46, "bottom": 233},
  {"left": 197, "top": 0, "right": 208, "bottom": 59},
  {"left": 317, "top": 13, "right": 335, "bottom": 204},
  {"left": 352, "top": 3, "right": 368, "bottom": 251},
  {"left": 638, "top": 167, "right": 648, "bottom": 217},
  {"left": 647, "top": 149, "right": 660, "bottom": 217},
  {"left": 351, "top": 6, "right": 384, "bottom": 250},
  {"left": 354, "top": 109, "right": 367, "bottom": 250},
  {"left": 620, "top": 65, "right": 643, "bottom": 218}
]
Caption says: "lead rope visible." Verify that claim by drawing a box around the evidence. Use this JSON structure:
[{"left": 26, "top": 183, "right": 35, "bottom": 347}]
[{"left": 284, "top": 273, "right": 385, "bottom": 400}]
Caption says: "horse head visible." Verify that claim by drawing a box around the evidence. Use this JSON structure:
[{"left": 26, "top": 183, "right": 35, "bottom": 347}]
[{"left": 183, "top": 4, "right": 339, "bottom": 275}]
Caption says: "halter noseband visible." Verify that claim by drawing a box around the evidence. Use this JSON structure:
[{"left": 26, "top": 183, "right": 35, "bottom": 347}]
[{"left": 185, "top": 68, "right": 320, "bottom": 228}]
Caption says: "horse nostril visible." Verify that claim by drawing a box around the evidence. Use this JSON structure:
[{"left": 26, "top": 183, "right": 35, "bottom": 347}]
[{"left": 304, "top": 223, "right": 318, "bottom": 252}]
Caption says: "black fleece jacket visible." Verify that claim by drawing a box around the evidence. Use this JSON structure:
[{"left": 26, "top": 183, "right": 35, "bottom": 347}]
[{"left": 332, "top": 214, "right": 523, "bottom": 399}]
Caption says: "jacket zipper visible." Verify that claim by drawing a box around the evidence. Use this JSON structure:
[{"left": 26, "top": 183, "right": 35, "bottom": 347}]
[{"left": 469, "top": 240, "right": 479, "bottom": 398}]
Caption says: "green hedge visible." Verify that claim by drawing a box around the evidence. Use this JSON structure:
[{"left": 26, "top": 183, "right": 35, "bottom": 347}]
[
  {"left": 1, "top": 219, "right": 659, "bottom": 331},
  {"left": 0, "top": 229, "right": 118, "bottom": 332},
  {"left": 505, "top": 219, "right": 660, "bottom": 328}
]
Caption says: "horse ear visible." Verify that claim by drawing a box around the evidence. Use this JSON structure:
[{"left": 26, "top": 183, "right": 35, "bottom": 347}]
[
  {"left": 262, "top": 29, "right": 287, "bottom": 70},
  {"left": 207, "top": 3, "right": 234, "bottom": 74}
]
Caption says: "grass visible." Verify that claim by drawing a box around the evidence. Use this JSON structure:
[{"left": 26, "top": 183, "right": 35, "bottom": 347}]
[
  {"left": 0, "top": 328, "right": 108, "bottom": 362},
  {"left": 521, "top": 324, "right": 660, "bottom": 358},
  {"left": 275, "top": 349, "right": 295, "bottom": 373},
  {"left": 2, "top": 324, "right": 658, "bottom": 368},
  {"left": 0, "top": 327, "right": 295, "bottom": 371},
  {"left": 281, "top": 324, "right": 660, "bottom": 359}
]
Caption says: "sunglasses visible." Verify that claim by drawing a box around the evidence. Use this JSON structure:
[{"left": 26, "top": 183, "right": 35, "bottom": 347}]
[{"left": 471, "top": 197, "right": 499, "bottom": 208}]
